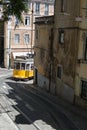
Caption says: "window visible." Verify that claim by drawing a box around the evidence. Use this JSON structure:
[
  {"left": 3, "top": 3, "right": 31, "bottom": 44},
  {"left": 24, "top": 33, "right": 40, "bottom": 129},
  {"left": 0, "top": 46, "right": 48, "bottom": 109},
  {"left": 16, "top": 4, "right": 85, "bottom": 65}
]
[
  {"left": 15, "top": 63, "right": 20, "bottom": 69},
  {"left": 14, "top": 34, "right": 20, "bottom": 44},
  {"left": 21, "top": 63, "right": 25, "bottom": 70},
  {"left": 15, "top": 17, "right": 20, "bottom": 26},
  {"left": 84, "top": 36, "right": 87, "bottom": 60},
  {"left": 57, "top": 66, "right": 62, "bottom": 79},
  {"left": 85, "top": 1, "right": 87, "bottom": 17},
  {"left": 45, "top": 4, "right": 49, "bottom": 15},
  {"left": 25, "top": 0, "right": 31, "bottom": 9},
  {"left": 25, "top": 16, "right": 30, "bottom": 25},
  {"left": 35, "top": 2, "right": 40, "bottom": 15},
  {"left": 59, "top": 30, "right": 64, "bottom": 44},
  {"left": 26, "top": 64, "right": 30, "bottom": 70},
  {"left": 24, "top": 34, "right": 29, "bottom": 44},
  {"left": 31, "top": 64, "right": 34, "bottom": 70},
  {"left": 27, "top": 1, "right": 31, "bottom": 9},
  {"left": 61, "top": 0, "right": 67, "bottom": 12},
  {"left": 81, "top": 81, "right": 87, "bottom": 100}
]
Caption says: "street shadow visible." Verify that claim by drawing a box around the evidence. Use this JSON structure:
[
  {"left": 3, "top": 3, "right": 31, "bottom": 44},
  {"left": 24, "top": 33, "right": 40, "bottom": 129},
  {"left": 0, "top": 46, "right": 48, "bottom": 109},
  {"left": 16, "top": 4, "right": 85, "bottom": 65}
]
[
  {"left": 5, "top": 81, "right": 58, "bottom": 129},
  {"left": 15, "top": 114, "right": 30, "bottom": 124}
]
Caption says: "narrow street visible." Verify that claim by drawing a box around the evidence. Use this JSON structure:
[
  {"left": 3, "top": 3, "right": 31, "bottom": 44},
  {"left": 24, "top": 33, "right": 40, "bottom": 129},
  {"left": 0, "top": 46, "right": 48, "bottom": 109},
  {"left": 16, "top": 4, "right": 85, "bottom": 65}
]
[{"left": 0, "top": 68, "right": 87, "bottom": 130}]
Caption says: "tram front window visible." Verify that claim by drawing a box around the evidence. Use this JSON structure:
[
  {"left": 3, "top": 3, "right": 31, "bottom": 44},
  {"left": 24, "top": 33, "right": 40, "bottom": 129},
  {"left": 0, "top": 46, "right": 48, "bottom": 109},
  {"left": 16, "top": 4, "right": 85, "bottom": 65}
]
[
  {"left": 15, "top": 63, "right": 20, "bottom": 69},
  {"left": 31, "top": 64, "right": 34, "bottom": 70},
  {"left": 26, "top": 64, "right": 30, "bottom": 70},
  {"left": 21, "top": 63, "right": 25, "bottom": 70}
]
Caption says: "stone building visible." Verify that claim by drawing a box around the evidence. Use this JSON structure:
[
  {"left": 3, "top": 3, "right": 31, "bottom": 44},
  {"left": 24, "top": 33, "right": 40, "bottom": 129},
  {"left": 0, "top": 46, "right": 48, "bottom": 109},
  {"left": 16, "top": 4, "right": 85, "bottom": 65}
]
[
  {"left": 2, "top": 0, "right": 54, "bottom": 68},
  {"left": 34, "top": 0, "right": 87, "bottom": 107},
  {"left": 34, "top": 16, "right": 54, "bottom": 90},
  {"left": 53, "top": 0, "right": 87, "bottom": 107},
  {"left": 52, "top": 0, "right": 80, "bottom": 103}
]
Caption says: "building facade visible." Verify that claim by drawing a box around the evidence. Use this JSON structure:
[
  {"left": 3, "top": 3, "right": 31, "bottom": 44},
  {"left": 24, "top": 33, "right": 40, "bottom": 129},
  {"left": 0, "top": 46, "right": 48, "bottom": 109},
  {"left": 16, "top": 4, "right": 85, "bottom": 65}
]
[
  {"left": 75, "top": 0, "right": 87, "bottom": 106},
  {"left": 52, "top": 0, "right": 80, "bottom": 103},
  {"left": 34, "top": 16, "right": 54, "bottom": 91},
  {"left": 34, "top": 0, "right": 87, "bottom": 108},
  {"left": 53, "top": 0, "right": 87, "bottom": 106},
  {"left": 3, "top": 0, "right": 54, "bottom": 68}
]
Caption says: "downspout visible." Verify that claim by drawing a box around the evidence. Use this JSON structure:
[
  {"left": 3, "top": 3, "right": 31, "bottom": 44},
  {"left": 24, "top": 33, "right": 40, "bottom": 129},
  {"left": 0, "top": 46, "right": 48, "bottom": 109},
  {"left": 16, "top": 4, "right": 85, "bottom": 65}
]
[{"left": 49, "top": 28, "right": 54, "bottom": 92}]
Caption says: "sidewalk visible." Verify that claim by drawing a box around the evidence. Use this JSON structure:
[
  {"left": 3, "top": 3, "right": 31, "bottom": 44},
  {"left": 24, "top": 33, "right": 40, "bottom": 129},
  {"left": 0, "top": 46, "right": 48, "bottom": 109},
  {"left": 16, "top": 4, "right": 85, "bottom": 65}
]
[
  {"left": 0, "top": 68, "right": 12, "bottom": 78},
  {"left": 0, "top": 105, "right": 19, "bottom": 130}
]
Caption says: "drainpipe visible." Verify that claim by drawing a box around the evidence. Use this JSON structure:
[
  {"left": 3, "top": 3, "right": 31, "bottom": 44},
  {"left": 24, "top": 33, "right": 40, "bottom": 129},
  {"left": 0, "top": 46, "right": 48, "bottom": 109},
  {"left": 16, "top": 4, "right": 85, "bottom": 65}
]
[
  {"left": 48, "top": 28, "right": 54, "bottom": 92},
  {"left": 48, "top": 63, "right": 52, "bottom": 92},
  {"left": 31, "top": 1, "right": 34, "bottom": 55}
]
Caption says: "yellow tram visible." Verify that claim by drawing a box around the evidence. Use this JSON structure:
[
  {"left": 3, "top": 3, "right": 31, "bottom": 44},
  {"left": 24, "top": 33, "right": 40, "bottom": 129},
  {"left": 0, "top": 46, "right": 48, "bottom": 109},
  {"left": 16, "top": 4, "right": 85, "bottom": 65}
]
[{"left": 13, "top": 56, "right": 34, "bottom": 80}]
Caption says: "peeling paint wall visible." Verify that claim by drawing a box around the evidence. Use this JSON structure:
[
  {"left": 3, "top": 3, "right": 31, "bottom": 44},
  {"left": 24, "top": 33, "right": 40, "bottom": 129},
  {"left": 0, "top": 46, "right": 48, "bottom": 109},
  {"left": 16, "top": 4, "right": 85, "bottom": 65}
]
[
  {"left": 53, "top": 0, "right": 80, "bottom": 103},
  {"left": 34, "top": 16, "right": 54, "bottom": 91},
  {"left": 75, "top": 0, "right": 87, "bottom": 107}
]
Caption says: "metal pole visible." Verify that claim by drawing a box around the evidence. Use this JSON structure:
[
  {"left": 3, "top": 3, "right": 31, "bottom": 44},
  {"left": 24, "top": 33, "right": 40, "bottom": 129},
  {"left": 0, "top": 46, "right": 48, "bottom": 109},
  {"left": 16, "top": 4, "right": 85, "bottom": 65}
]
[
  {"left": 8, "top": 30, "right": 11, "bottom": 69},
  {"left": 31, "top": 1, "right": 34, "bottom": 55}
]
